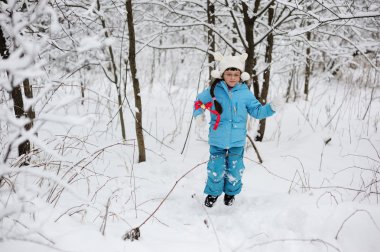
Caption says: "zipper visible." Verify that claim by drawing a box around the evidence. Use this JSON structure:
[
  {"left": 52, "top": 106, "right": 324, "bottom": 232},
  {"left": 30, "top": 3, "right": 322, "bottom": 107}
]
[{"left": 228, "top": 91, "right": 237, "bottom": 117}]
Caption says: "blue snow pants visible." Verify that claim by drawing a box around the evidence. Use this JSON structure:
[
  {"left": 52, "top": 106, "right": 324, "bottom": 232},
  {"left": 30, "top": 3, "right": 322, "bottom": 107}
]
[{"left": 204, "top": 145, "right": 245, "bottom": 196}]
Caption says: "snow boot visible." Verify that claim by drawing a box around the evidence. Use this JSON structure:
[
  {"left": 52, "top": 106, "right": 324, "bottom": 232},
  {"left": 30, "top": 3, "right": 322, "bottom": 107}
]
[
  {"left": 224, "top": 194, "right": 235, "bottom": 206},
  {"left": 204, "top": 195, "right": 218, "bottom": 208}
]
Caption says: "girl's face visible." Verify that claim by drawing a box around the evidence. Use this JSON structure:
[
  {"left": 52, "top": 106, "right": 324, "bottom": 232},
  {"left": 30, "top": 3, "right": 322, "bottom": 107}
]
[{"left": 223, "top": 69, "right": 241, "bottom": 87}]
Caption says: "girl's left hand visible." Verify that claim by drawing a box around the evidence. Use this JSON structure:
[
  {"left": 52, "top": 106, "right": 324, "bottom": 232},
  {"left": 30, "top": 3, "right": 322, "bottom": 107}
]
[{"left": 270, "top": 96, "right": 284, "bottom": 112}]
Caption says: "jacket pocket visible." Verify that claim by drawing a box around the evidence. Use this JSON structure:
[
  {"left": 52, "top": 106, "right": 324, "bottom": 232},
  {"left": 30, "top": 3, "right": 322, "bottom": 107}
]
[{"left": 231, "top": 123, "right": 246, "bottom": 144}]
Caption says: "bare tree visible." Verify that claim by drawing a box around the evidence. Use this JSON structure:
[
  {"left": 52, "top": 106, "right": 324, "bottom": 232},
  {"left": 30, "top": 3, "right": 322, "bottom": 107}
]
[
  {"left": 304, "top": 29, "right": 312, "bottom": 100},
  {"left": 207, "top": 0, "right": 216, "bottom": 79},
  {"left": 126, "top": 0, "right": 146, "bottom": 162},
  {"left": 0, "top": 4, "right": 32, "bottom": 162},
  {"left": 256, "top": 0, "right": 275, "bottom": 142},
  {"left": 96, "top": 0, "right": 127, "bottom": 141},
  {"left": 242, "top": 0, "right": 261, "bottom": 97}
]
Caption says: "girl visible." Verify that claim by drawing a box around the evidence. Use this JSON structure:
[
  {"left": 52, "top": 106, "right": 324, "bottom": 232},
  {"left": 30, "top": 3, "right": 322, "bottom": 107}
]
[{"left": 193, "top": 52, "right": 282, "bottom": 207}]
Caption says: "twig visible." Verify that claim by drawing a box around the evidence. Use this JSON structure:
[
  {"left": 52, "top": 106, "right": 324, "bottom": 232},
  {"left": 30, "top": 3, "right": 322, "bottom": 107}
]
[
  {"left": 288, "top": 169, "right": 301, "bottom": 194},
  {"left": 284, "top": 155, "right": 310, "bottom": 191},
  {"left": 1, "top": 237, "right": 69, "bottom": 252},
  {"left": 244, "top": 157, "right": 295, "bottom": 184},
  {"left": 131, "top": 140, "right": 138, "bottom": 218},
  {"left": 249, "top": 238, "right": 341, "bottom": 252},
  {"left": 361, "top": 138, "right": 380, "bottom": 160},
  {"left": 122, "top": 160, "right": 208, "bottom": 241},
  {"left": 362, "top": 87, "right": 375, "bottom": 120},
  {"left": 319, "top": 137, "right": 332, "bottom": 172},
  {"left": 193, "top": 194, "right": 222, "bottom": 252},
  {"left": 324, "top": 92, "right": 347, "bottom": 128},
  {"left": 54, "top": 203, "right": 89, "bottom": 222},
  {"left": 342, "top": 153, "right": 380, "bottom": 164},
  {"left": 246, "top": 134, "right": 263, "bottom": 163},
  {"left": 316, "top": 191, "right": 339, "bottom": 208},
  {"left": 305, "top": 185, "right": 380, "bottom": 195},
  {"left": 333, "top": 165, "right": 380, "bottom": 176},
  {"left": 294, "top": 105, "right": 316, "bottom": 132},
  {"left": 137, "top": 208, "right": 169, "bottom": 227},
  {"left": 100, "top": 196, "right": 111, "bottom": 236},
  {"left": 13, "top": 219, "right": 55, "bottom": 245},
  {"left": 122, "top": 84, "right": 175, "bottom": 151},
  {"left": 181, "top": 53, "right": 208, "bottom": 155},
  {"left": 47, "top": 142, "right": 132, "bottom": 204},
  {"left": 335, "top": 209, "right": 380, "bottom": 240}
]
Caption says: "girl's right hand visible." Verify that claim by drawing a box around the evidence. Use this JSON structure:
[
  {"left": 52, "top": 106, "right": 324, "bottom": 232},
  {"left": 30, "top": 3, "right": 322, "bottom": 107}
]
[{"left": 270, "top": 96, "right": 284, "bottom": 112}]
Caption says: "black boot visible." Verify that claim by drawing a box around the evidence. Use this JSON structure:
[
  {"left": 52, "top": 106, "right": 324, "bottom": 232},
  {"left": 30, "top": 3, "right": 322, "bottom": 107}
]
[
  {"left": 204, "top": 195, "right": 218, "bottom": 208},
  {"left": 224, "top": 194, "right": 235, "bottom": 206}
]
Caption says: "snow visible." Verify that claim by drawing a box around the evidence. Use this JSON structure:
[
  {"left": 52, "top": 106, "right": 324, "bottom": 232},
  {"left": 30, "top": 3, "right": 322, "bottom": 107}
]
[
  {"left": 1, "top": 75, "right": 380, "bottom": 252},
  {"left": 288, "top": 22, "right": 320, "bottom": 36},
  {"left": 1, "top": 2, "right": 379, "bottom": 248},
  {"left": 77, "top": 36, "right": 115, "bottom": 52}
]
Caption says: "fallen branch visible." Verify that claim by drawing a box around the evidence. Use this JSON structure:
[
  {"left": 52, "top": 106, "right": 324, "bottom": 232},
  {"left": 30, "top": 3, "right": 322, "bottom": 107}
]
[
  {"left": 122, "top": 160, "right": 208, "bottom": 241},
  {"left": 246, "top": 134, "right": 263, "bottom": 163}
]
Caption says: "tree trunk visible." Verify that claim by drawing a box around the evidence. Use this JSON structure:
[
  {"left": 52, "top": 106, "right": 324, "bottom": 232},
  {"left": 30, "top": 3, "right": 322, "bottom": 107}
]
[
  {"left": 0, "top": 25, "right": 9, "bottom": 59},
  {"left": 207, "top": 0, "right": 215, "bottom": 79},
  {"left": 126, "top": 0, "right": 146, "bottom": 162},
  {"left": 242, "top": 0, "right": 261, "bottom": 98},
  {"left": 11, "top": 87, "right": 31, "bottom": 157},
  {"left": 286, "top": 68, "right": 295, "bottom": 102},
  {"left": 97, "top": 0, "right": 127, "bottom": 141},
  {"left": 256, "top": 0, "right": 274, "bottom": 142},
  {"left": 304, "top": 30, "right": 311, "bottom": 101},
  {"left": 226, "top": 1, "right": 239, "bottom": 55},
  {"left": 23, "top": 78, "right": 35, "bottom": 128},
  {"left": 80, "top": 81, "right": 85, "bottom": 105},
  {"left": 1, "top": 25, "right": 31, "bottom": 160}
]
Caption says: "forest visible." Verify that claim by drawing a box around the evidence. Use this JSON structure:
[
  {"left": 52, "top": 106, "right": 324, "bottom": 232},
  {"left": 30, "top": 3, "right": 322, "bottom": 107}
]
[{"left": 1, "top": 1, "right": 380, "bottom": 251}]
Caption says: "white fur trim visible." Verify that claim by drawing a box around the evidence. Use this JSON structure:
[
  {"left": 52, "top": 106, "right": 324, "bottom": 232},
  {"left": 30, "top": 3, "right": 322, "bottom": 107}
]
[
  {"left": 213, "top": 52, "right": 224, "bottom": 61},
  {"left": 211, "top": 70, "right": 221, "bottom": 79},
  {"left": 240, "top": 53, "right": 248, "bottom": 61},
  {"left": 241, "top": 72, "right": 250, "bottom": 81}
]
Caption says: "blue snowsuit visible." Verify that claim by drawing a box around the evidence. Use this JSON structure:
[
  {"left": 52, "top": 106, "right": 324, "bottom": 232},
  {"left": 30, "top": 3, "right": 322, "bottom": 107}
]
[{"left": 193, "top": 80, "right": 275, "bottom": 196}]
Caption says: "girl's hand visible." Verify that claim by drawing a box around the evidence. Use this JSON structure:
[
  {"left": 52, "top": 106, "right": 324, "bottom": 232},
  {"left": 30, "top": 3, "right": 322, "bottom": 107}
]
[{"left": 270, "top": 96, "right": 284, "bottom": 112}]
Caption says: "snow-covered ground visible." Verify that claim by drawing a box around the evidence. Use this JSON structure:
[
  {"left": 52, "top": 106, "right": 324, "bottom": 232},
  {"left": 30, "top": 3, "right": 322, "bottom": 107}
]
[{"left": 1, "top": 76, "right": 380, "bottom": 252}]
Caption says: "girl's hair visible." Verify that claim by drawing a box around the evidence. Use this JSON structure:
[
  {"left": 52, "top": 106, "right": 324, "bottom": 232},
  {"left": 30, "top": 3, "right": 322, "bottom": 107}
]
[
  {"left": 210, "top": 78, "right": 223, "bottom": 114},
  {"left": 210, "top": 67, "right": 242, "bottom": 115}
]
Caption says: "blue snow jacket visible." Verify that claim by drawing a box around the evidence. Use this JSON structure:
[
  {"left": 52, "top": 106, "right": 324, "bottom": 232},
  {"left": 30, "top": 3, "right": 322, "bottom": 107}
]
[{"left": 193, "top": 80, "right": 275, "bottom": 149}]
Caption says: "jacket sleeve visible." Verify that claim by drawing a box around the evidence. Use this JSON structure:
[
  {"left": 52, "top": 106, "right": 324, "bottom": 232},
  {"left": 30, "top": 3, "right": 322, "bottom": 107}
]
[
  {"left": 193, "top": 87, "right": 212, "bottom": 118},
  {"left": 246, "top": 91, "right": 275, "bottom": 119}
]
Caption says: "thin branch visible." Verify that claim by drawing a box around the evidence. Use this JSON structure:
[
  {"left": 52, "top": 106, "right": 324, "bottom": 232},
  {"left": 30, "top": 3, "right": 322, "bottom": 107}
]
[
  {"left": 138, "top": 1, "right": 243, "bottom": 53},
  {"left": 13, "top": 219, "right": 55, "bottom": 245},
  {"left": 306, "top": 185, "right": 380, "bottom": 195},
  {"left": 362, "top": 87, "right": 375, "bottom": 120},
  {"left": 246, "top": 134, "right": 263, "bottom": 163},
  {"left": 319, "top": 31, "right": 380, "bottom": 72},
  {"left": 225, "top": 0, "right": 247, "bottom": 49},
  {"left": 335, "top": 209, "right": 380, "bottom": 240},
  {"left": 249, "top": 238, "right": 341, "bottom": 252}
]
